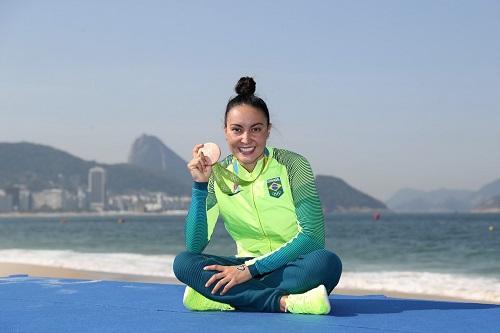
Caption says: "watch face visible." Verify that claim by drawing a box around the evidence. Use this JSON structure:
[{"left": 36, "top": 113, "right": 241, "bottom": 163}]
[{"left": 200, "top": 142, "right": 221, "bottom": 165}]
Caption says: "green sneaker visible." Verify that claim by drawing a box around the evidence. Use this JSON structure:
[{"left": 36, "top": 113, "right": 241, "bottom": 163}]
[
  {"left": 285, "top": 285, "right": 331, "bottom": 315},
  {"left": 182, "top": 286, "right": 235, "bottom": 311}
]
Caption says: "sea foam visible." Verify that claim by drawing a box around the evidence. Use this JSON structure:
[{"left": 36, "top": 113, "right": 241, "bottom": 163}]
[
  {"left": 0, "top": 249, "right": 176, "bottom": 278},
  {"left": 338, "top": 271, "right": 500, "bottom": 303},
  {"left": 1, "top": 249, "right": 499, "bottom": 303}
]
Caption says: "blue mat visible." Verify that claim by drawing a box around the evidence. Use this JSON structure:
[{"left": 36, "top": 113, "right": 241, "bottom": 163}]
[{"left": 1, "top": 275, "right": 499, "bottom": 332}]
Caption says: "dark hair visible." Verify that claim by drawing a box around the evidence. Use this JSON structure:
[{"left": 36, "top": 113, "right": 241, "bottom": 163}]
[{"left": 224, "top": 77, "right": 270, "bottom": 127}]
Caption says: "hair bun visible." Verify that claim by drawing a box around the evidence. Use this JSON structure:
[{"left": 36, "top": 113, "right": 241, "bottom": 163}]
[{"left": 235, "top": 76, "right": 256, "bottom": 96}]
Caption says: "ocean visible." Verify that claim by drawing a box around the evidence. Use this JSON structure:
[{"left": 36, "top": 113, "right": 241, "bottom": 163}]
[{"left": 1, "top": 213, "right": 499, "bottom": 303}]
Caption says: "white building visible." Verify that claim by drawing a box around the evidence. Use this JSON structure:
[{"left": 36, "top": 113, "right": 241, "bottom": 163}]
[
  {"left": 31, "top": 189, "right": 77, "bottom": 211},
  {"left": 32, "top": 189, "right": 64, "bottom": 210},
  {"left": 88, "top": 167, "right": 107, "bottom": 211},
  {"left": 77, "top": 188, "right": 88, "bottom": 210},
  {"left": 0, "top": 190, "right": 13, "bottom": 212},
  {"left": 19, "top": 188, "right": 31, "bottom": 211}
]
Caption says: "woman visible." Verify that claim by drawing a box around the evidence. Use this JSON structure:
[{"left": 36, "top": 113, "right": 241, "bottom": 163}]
[{"left": 173, "top": 77, "right": 342, "bottom": 314}]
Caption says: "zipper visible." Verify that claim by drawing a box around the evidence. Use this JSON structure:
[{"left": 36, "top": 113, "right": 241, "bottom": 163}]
[{"left": 251, "top": 181, "right": 273, "bottom": 252}]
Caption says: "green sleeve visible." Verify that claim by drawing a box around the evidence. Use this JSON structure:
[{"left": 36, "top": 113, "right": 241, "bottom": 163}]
[
  {"left": 184, "top": 178, "right": 220, "bottom": 253},
  {"left": 248, "top": 150, "right": 325, "bottom": 276}
]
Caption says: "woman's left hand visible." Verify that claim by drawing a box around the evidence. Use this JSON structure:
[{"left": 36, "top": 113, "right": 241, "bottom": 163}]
[{"left": 203, "top": 264, "right": 252, "bottom": 295}]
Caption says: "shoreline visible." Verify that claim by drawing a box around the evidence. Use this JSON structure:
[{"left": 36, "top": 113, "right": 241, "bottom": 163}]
[
  {"left": 1, "top": 262, "right": 497, "bottom": 305},
  {"left": 1, "top": 211, "right": 499, "bottom": 219},
  {"left": 0, "top": 262, "right": 177, "bottom": 284}
]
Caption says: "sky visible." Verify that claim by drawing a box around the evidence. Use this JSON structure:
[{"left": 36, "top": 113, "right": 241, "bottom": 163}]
[{"left": 1, "top": 0, "right": 499, "bottom": 201}]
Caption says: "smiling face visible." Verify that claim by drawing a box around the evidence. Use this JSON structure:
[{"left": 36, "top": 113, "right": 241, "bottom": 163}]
[{"left": 224, "top": 104, "right": 271, "bottom": 172}]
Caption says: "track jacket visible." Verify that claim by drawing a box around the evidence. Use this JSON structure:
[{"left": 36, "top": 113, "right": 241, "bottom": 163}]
[{"left": 184, "top": 147, "right": 325, "bottom": 277}]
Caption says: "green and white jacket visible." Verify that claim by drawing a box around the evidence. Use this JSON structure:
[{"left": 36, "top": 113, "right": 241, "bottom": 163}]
[{"left": 185, "top": 147, "right": 325, "bottom": 277}]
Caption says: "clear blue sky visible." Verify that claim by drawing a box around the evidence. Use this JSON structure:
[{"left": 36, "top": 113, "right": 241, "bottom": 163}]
[{"left": 1, "top": 1, "right": 499, "bottom": 200}]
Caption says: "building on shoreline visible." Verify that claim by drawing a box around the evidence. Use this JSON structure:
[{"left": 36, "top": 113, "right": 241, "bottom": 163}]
[
  {"left": 32, "top": 189, "right": 78, "bottom": 211},
  {"left": 88, "top": 167, "right": 107, "bottom": 211},
  {"left": 0, "top": 166, "right": 191, "bottom": 213},
  {"left": 0, "top": 190, "right": 13, "bottom": 212}
]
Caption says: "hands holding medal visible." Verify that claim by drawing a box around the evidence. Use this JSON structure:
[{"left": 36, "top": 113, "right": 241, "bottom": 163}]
[{"left": 187, "top": 142, "right": 221, "bottom": 183}]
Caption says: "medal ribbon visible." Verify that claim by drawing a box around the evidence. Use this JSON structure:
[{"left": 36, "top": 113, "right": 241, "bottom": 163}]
[{"left": 211, "top": 157, "right": 267, "bottom": 195}]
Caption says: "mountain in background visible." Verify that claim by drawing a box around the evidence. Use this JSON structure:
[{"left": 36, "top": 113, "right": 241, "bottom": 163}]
[
  {"left": 386, "top": 188, "right": 475, "bottom": 212},
  {"left": 387, "top": 180, "right": 500, "bottom": 212},
  {"left": 476, "top": 179, "right": 500, "bottom": 200},
  {"left": 316, "top": 175, "right": 387, "bottom": 213},
  {"left": 127, "top": 134, "right": 191, "bottom": 186},
  {"left": 0, "top": 142, "right": 191, "bottom": 195},
  {"left": 473, "top": 195, "right": 500, "bottom": 212},
  {"left": 0, "top": 140, "right": 387, "bottom": 212},
  {"left": 472, "top": 179, "right": 500, "bottom": 212}
]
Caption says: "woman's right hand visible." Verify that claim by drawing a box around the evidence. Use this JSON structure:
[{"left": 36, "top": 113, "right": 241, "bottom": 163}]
[{"left": 187, "top": 144, "right": 213, "bottom": 183}]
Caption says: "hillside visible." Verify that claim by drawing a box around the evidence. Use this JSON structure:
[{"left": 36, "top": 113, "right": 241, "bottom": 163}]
[
  {"left": 472, "top": 195, "right": 500, "bottom": 213},
  {"left": 386, "top": 188, "right": 475, "bottom": 212},
  {"left": 0, "top": 141, "right": 388, "bottom": 212},
  {"left": 127, "top": 134, "right": 191, "bottom": 186},
  {"left": 0, "top": 142, "right": 191, "bottom": 195},
  {"left": 315, "top": 175, "right": 387, "bottom": 213},
  {"left": 387, "top": 179, "right": 500, "bottom": 212}
]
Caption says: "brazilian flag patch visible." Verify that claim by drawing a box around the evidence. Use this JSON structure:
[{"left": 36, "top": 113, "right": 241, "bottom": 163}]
[{"left": 267, "top": 177, "right": 283, "bottom": 198}]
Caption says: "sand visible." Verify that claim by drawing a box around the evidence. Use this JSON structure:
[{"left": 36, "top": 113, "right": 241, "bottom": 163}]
[
  {"left": 1, "top": 262, "right": 489, "bottom": 304},
  {"left": 0, "top": 262, "right": 178, "bottom": 284}
]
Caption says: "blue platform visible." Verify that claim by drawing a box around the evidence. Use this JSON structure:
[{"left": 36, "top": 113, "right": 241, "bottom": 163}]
[{"left": 1, "top": 275, "right": 499, "bottom": 332}]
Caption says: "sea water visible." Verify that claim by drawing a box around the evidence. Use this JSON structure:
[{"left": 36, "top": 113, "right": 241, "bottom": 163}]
[{"left": 0, "top": 213, "right": 499, "bottom": 302}]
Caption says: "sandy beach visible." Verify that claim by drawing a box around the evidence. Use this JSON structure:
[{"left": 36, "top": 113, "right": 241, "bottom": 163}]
[
  {"left": 1, "top": 262, "right": 491, "bottom": 304},
  {"left": 0, "top": 262, "right": 177, "bottom": 284}
]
